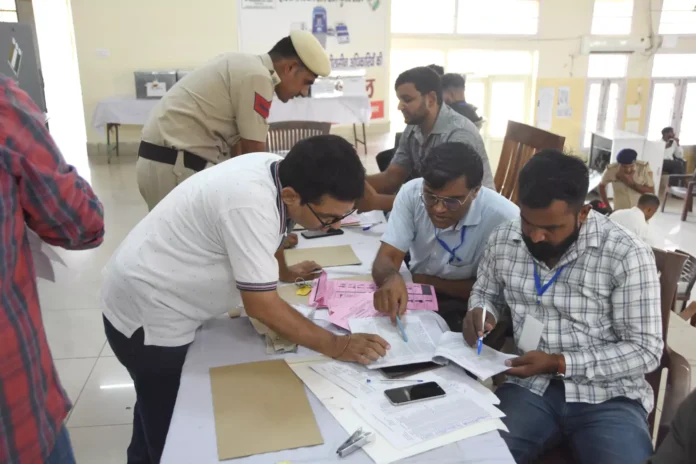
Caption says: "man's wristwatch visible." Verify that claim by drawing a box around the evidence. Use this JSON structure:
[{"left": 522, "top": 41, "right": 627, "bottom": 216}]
[{"left": 553, "top": 353, "right": 566, "bottom": 379}]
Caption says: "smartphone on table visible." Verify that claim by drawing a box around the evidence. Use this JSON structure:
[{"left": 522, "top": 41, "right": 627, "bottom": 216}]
[
  {"left": 301, "top": 229, "right": 344, "bottom": 239},
  {"left": 384, "top": 381, "right": 446, "bottom": 406}
]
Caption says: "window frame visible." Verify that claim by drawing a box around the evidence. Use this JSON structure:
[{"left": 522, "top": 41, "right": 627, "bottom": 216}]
[
  {"left": 580, "top": 78, "right": 626, "bottom": 150},
  {"left": 646, "top": 78, "right": 696, "bottom": 141}
]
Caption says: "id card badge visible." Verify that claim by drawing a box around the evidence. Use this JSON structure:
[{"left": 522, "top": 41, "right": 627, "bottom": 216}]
[{"left": 518, "top": 314, "right": 544, "bottom": 352}]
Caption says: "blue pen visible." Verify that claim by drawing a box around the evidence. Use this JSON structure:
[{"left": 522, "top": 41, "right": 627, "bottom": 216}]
[
  {"left": 395, "top": 315, "right": 408, "bottom": 343},
  {"left": 477, "top": 306, "right": 486, "bottom": 355}
]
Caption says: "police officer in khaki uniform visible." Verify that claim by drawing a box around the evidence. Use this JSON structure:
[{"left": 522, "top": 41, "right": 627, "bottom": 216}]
[
  {"left": 136, "top": 31, "right": 331, "bottom": 210},
  {"left": 599, "top": 148, "right": 655, "bottom": 212}
]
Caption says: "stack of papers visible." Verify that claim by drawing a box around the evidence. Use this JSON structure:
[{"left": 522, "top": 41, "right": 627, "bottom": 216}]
[
  {"left": 308, "top": 272, "right": 439, "bottom": 330},
  {"left": 249, "top": 304, "right": 316, "bottom": 354},
  {"left": 294, "top": 211, "right": 385, "bottom": 230},
  {"left": 307, "top": 358, "right": 506, "bottom": 452},
  {"left": 349, "top": 316, "right": 516, "bottom": 380}
]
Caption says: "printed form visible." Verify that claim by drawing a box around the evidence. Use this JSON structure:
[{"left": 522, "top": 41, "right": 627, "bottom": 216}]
[
  {"left": 348, "top": 316, "right": 441, "bottom": 369},
  {"left": 433, "top": 332, "right": 517, "bottom": 380},
  {"left": 351, "top": 392, "right": 504, "bottom": 449}
]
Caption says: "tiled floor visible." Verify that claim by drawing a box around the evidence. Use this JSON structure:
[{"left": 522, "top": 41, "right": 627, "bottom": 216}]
[{"left": 42, "top": 145, "right": 696, "bottom": 462}]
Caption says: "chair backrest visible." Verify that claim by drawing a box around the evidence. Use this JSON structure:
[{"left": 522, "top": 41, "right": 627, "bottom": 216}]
[
  {"left": 495, "top": 121, "right": 566, "bottom": 204},
  {"left": 646, "top": 248, "right": 688, "bottom": 428},
  {"left": 675, "top": 249, "right": 696, "bottom": 298},
  {"left": 266, "top": 121, "right": 331, "bottom": 154}
]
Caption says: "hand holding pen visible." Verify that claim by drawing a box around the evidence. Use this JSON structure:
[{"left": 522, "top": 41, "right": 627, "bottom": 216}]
[{"left": 463, "top": 306, "right": 497, "bottom": 348}]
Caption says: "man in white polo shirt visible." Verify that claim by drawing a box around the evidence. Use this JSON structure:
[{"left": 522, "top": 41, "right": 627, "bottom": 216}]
[
  {"left": 371, "top": 142, "right": 519, "bottom": 331},
  {"left": 609, "top": 193, "right": 659, "bottom": 246},
  {"left": 101, "top": 135, "right": 389, "bottom": 463}
]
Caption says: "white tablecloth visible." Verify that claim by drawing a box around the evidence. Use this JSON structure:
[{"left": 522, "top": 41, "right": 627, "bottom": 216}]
[
  {"left": 91, "top": 95, "right": 371, "bottom": 131},
  {"left": 161, "top": 225, "right": 513, "bottom": 464}
]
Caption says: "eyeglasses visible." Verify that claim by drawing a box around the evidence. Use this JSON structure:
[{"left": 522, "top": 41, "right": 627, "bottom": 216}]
[
  {"left": 420, "top": 192, "right": 470, "bottom": 212},
  {"left": 307, "top": 203, "right": 356, "bottom": 228}
]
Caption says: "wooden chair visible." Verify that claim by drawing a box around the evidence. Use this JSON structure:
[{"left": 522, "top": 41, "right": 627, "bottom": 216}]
[
  {"left": 661, "top": 171, "right": 696, "bottom": 221},
  {"left": 538, "top": 249, "right": 691, "bottom": 463},
  {"left": 673, "top": 249, "right": 696, "bottom": 322},
  {"left": 495, "top": 121, "right": 565, "bottom": 204},
  {"left": 265, "top": 121, "right": 331, "bottom": 154}
]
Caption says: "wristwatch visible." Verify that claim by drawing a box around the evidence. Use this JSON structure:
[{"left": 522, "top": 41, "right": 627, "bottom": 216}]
[{"left": 553, "top": 353, "right": 566, "bottom": 379}]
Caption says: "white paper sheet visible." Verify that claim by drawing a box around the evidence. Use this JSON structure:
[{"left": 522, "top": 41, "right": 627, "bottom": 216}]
[
  {"left": 349, "top": 316, "right": 441, "bottom": 369},
  {"left": 351, "top": 392, "right": 504, "bottom": 449},
  {"left": 627, "top": 104, "right": 642, "bottom": 119},
  {"left": 311, "top": 361, "right": 381, "bottom": 398},
  {"left": 432, "top": 332, "right": 517, "bottom": 380},
  {"left": 286, "top": 360, "right": 507, "bottom": 464},
  {"left": 556, "top": 86, "right": 572, "bottom": 119},
  {"left": 536, "top": 87, "right": 554, "bottom": 130}
]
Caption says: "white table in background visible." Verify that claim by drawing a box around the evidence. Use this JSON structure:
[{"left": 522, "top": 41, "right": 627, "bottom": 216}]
[
  {"left": 161, "top": 225, "right": 514, "bottom": 464},
  {"left": 91, "top": 95, "right": 371, "bottom": 162}
]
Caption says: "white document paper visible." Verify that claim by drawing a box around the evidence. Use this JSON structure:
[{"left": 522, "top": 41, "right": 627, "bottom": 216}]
[
  {"left": 145, "top": 81, "right": 167, "bottom": 97},
  {"left": 351, "top": 392, "right": 504, "bottom": 449},
  {"left": 536, "top": 87, "right": 554, "bottom": 130},
  {"left": 556, "top": 86, "right": 572, "bottom": 119},
  {"left": 311, "top": 361, "right": 381, "bottom": 398},
  {"left": 349, "top": 316, "right": 440, "bottom": 369},
  {"left": 432, "top": 332, "right": 517, "bottom": 380},
  {"left": 625, "top": 120, "right": 640, "bottom": 134},
  {"left": 287, "top": 360, "right": 507, "bottom": 464},
  {"left": 627, "top": 104, "right": 642, "bottom": 119}
]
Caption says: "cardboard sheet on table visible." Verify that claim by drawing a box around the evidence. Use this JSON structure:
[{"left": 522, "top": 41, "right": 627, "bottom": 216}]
[
  {"left": 285, "top": 245, "right": 361, "bottom": 267},
  {"left": 209, "top": 360, "right": 323, "bottom": 460}
]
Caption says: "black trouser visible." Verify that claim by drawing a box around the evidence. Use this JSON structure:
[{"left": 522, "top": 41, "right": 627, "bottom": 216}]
[
  {"left": 663, "top": 159, "right": 687, "bottom": 186},
  {"left": 103, "top": 317, "right": 191, "bottom": 464}
]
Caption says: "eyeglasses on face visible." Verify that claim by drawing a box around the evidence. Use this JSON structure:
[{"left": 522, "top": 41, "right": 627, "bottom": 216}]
[
  {"left": 306, "top": 203, "right": 356, "bottom": 228},
  {"left": 420, "top": 192, "right": 469, "bottom": 212}
]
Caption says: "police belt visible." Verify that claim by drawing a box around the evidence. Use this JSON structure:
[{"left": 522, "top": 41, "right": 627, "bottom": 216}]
[{"left": 138, "top": 141, "right": 208, "bottom": 172}]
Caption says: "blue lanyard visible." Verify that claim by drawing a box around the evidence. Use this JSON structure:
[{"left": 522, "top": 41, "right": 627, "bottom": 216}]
[
  {"left": 533, "top": 262, "right": 566, "bottom": 304},
  {"left": 435, "top": 226, "right": 467, "bottom": 264}
]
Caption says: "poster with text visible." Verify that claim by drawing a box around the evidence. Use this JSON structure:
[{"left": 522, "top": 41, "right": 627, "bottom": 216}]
[{"left": 238, "top": 0, "right": 388, "bottom": 120}]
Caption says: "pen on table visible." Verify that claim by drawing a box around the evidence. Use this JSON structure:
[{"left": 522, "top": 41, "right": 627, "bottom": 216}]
[
  {"left": 395, "top": 314, "right": 408, "bottom": 343},
  {"left": 477, "top": 306, "right": 486, "bottom": 356},
  {"left": 366, "top": 379, "right": 424, "bottom": 383}
]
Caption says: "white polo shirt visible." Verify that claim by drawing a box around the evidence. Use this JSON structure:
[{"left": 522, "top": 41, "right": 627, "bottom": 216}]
[
  {"left": 101, "top": 153, "right": 290, "bottom": 347},
  {"left": 609, "top": 207, "right": 655, "bottom": 247}
]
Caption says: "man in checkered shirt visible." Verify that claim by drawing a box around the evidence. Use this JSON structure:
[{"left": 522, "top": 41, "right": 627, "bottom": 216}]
[{"left": 463, "top": 150, "right": 663, "bottom": 464}]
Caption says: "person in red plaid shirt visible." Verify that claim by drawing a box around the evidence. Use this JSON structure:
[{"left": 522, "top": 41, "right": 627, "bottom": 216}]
[{"left": 0, "top": 75, "right": 105, "bottom": 463}]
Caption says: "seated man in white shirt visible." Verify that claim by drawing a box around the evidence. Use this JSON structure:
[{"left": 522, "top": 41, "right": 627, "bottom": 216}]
[
  {"left": 371, "top": 142, "right": 518, "bottom": 331},
  {"left": 462, "top": 150, "right": 662, "bottom": 464},
  {"left": 609, "top": 193, "right": 659, "bottom": 246},
  {"left": 100, "top": 135, "right": 390, "bottom": 462},
  {"left": 662, "top": 126, "right": 686, "bottom": 186}
]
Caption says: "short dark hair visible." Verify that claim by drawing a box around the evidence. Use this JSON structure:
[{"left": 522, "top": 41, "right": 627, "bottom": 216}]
[
  {"left": 441, "top": 73, "right": 465, "bottom": 92},
  {"left": 638, "top": 193, "right": 660, "bottom": 208},
  {"left": 279, "top": 135, "right": 365, "bottom": 204},
  {"left": 269, "top": 36, "right": 303, "bottom": 64},
  {"left": 395, "top": 67, "right": 443, "bottom": 105},
  {"left": 426, "top": 64, "right": 445, "bottom": 76},
  {"left": 518, "top": 150, "right": 589, "bottom": 211},
  {"left": 589, "top": 199, "right": 612, "bottom": 216},
  {"left": 422, "top": 142, "right": 484, "bottom": 190},
  {"left": 662, "top": 126, "right": 674, "bottom": 136}
]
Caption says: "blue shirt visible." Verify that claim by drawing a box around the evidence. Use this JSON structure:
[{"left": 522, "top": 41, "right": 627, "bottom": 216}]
[{"left": 381, "top": 179, "right": 519, "bottom": 280}]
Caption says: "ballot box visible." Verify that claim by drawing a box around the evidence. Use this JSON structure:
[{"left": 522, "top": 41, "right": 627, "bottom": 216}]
[{"left": 134, "top": 70, "right": 177, "bottom": 99}]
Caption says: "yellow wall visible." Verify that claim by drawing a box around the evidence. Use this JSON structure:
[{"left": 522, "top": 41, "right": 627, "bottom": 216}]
[
  {"left": 71, "top": 0, "right": 696, "bottom": 153},
  {"left": 71, "top": 0, "right": 239, "bottom": 145}
]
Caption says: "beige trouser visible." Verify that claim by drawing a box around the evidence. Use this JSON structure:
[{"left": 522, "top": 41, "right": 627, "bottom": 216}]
[{"left": 136, "top": 153, "right": 210, "bottom": 211}]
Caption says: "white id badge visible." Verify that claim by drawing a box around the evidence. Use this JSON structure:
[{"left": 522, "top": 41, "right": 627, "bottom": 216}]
[{"left": 518, "top": 314, "right": 544, "bottom": 352}]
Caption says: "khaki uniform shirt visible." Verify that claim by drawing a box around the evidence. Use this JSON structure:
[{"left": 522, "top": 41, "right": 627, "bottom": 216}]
[
  {"left": 141, "top": 53, "right": 280, "bottom": 164},
  {"left": 601, "top": 161, "right": 654, "bottom": 211}
]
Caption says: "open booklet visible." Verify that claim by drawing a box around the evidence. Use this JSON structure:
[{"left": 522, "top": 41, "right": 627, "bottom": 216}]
[{"left": 349, "top": 316, "right": 517, "bottom": 380}]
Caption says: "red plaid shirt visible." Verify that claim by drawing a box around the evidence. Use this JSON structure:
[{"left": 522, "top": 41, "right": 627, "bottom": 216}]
[{"left": 0, "top": 75, "right": 105, "bottom": 463}]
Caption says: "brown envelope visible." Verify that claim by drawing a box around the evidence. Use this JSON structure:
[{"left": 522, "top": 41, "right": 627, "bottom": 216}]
[{"left": 210, "top": 360, "right": 323, "bottom": 460}]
